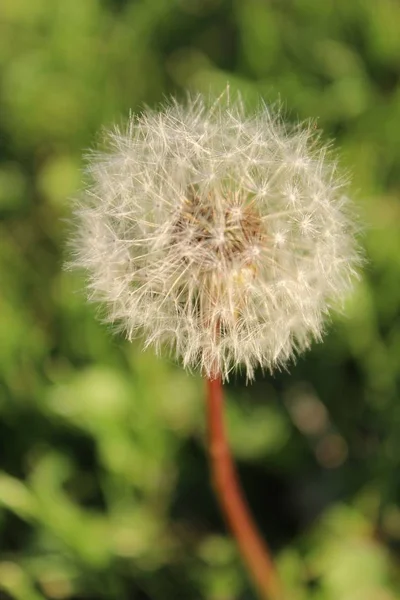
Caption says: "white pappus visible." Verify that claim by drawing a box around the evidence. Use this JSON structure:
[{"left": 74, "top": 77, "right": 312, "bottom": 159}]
[{"left": 70, "top": 89, "right": 361, "bottom": 381}]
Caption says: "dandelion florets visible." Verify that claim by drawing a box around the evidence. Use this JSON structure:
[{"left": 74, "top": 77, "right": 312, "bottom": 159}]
[{"left": 70, "top": 90, "right": 360, "bottom": 381}]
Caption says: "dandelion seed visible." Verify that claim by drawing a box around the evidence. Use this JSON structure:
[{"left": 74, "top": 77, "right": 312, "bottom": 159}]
[{"left": 69, "top": 89, "right": 360, "bottom": 381}]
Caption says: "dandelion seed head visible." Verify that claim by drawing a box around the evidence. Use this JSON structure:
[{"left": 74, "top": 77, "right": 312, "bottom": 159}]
[{"left": 70, "top": 89, "right": 361, "bottom": 381}]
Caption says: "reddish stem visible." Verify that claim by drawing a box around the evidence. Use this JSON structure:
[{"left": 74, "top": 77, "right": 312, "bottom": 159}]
[{"left": 206, "top": 375, "right": 283, "bottom": 600}]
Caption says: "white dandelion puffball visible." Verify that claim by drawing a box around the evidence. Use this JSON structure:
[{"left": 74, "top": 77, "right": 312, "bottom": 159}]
[{"left": 71, "top": 91, "right": 360, "bottom": 381}]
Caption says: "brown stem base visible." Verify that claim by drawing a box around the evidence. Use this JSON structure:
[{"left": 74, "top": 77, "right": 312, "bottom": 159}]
[{"left": 206, "top": 375, "right": 283, "bottom": 600}]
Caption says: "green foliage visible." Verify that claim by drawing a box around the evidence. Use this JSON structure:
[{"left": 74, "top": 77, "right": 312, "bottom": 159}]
[{"left": 0, "top": 0, "right": 399, "bottom": 598}]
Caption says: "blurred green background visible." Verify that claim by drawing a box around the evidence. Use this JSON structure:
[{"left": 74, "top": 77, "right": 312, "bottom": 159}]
[{"left": 1, "top": 0, "right": 400, "bottom": 598}]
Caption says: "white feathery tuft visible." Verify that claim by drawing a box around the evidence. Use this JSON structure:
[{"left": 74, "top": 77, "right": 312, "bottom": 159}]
[{"left": 69, "top": 89, "right": 361, "bottom": 381}]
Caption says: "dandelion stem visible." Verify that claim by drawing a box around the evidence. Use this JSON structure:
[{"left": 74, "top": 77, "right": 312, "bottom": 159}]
[{"left": 206, "top": 375, "right": 283, "bottom": 600}]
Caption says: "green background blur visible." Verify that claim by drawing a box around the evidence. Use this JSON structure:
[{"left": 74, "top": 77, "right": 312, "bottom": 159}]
[{"left": 1, "top": 0, "right": 399, "bottom": 598}]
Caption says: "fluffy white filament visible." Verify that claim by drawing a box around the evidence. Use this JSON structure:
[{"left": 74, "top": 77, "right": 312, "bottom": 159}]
[{"left": 70, "top": 91, "right": 360, "bottom": 381}]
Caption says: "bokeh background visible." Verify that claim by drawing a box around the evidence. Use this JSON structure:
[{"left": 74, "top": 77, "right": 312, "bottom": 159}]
[{"left": 1, "top": 0, "right": 400, "bottom": 598}]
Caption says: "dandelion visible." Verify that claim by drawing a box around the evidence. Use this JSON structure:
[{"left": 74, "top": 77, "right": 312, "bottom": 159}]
[
  {"left": 69, "top": 88, "right": 360, "bottom": 600},
  {"left": 71, "top": 91, "right": 359, "bottom": 382}
]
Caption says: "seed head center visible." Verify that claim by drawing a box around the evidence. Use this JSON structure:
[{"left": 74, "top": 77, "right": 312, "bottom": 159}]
[{"left": 175, "top": 186, "right": 265, "bottom": 268}]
